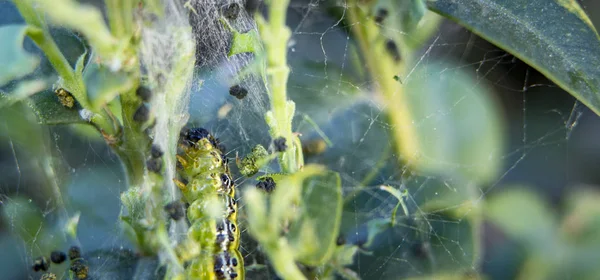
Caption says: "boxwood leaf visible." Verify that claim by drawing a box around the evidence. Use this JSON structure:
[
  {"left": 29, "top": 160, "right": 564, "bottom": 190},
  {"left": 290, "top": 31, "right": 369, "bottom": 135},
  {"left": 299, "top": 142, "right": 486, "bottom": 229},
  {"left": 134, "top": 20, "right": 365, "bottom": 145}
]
[
  {"left": 288, "top": 170, "right": 343, "bottom": 265},
  {"left": 426, "top": 0, "right": 600, "bottom": 116}
]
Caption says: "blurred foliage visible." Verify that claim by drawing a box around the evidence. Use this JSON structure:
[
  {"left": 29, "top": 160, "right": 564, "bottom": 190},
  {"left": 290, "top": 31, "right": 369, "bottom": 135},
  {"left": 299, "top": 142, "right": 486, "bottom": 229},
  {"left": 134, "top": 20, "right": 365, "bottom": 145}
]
[{"left": 486, "top": 187, "right": 600, "bottom": 280}]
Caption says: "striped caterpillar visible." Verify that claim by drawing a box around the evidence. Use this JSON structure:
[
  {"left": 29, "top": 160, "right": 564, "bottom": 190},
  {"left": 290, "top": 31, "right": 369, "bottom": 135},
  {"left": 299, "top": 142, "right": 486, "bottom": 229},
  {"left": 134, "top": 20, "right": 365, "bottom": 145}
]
[{"left": 174, "top": 127, "right": 243, "bottom": 279}]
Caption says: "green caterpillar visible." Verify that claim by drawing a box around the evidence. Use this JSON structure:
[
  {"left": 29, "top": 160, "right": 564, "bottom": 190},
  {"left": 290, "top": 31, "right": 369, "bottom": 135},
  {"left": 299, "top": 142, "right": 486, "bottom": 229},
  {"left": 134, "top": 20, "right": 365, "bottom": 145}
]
[{"left": 174, "top": 127, "right": 243, "bottom": 280}]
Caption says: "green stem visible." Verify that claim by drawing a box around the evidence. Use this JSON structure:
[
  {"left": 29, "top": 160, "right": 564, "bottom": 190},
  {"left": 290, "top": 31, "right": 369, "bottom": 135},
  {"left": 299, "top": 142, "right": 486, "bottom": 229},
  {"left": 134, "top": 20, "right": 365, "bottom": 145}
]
[
  {"left": 347, "top": 3, "right": 420, "bottom": 165},
  {"left": 106, "top": 0, "right": 125, "bottom": 38},
  {"left": 106, "top": 0, "right": 134, "bottom": 39},
  {"left": 262, "top": 238, "right": 307, "bottom": 280},
  {"left": 259, "top": 0, "right": 304, "bottom": 173},
  {"left": 118, "top": 87, "right": 148, "bottom": 187}
]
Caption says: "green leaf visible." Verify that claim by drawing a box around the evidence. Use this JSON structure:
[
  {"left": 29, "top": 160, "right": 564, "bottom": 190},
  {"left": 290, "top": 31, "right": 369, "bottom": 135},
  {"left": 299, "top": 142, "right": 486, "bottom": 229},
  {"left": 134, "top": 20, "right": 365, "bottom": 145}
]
[
  {"left": 485, "top": 188, "right": 557, "bottom": 252},
  {"left": 426, "top": 0, "right": 600, "bottom": 116},
  {"left": 75, "top": 50, "right": 88, "bottom": 74},
  {"left": 0, "top": 24, "right": 41, "bottom": 86},
  {"left": 288, "top": 170, "right": 343, "bottom": 265},
  {"left": 403, "top": 60, "right": 504, "bottom": 183},
  {"left": 28, "top": 89, "right": 85, "bottom": 124},
  {"left": 83, "top": 61, "right": 134, "bottom": 111},
  {"left": 229, "top": 29, "right": 260, "bottom": 57}
]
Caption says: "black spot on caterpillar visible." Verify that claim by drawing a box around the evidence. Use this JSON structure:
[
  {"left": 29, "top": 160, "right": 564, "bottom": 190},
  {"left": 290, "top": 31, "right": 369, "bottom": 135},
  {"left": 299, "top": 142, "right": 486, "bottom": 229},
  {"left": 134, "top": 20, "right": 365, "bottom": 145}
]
[
  {"left": 175, "top": 127, "right": 244, "bottom": 279},
  {"left": 229, "top": 85, "right": 248, "bottom": 100}
]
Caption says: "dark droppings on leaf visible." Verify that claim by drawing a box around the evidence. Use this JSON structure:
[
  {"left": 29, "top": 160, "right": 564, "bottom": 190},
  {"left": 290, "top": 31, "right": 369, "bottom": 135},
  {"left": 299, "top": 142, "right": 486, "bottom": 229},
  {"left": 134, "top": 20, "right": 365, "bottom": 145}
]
[
  {"left": 164, "top": 201, "right": 185, "bottom": 220},
  {"left": 256, "top": 177, "right": 276, "bottom": 193},
  {"left": 147, "top": 158, "right": 163, "bottom": 173},
  {"left": 374, "top": 8, "right": 389, "bottom": 24},
  {"left": 150, "top": 145, "right": 163, "bottom": 158},
  {"left": 229, "top": 84, "right": 248, "bottom": 100},
  {"left": 136, "top": 85, "right": 152, "bottom": 102},
  {"left": 50, "top": 251, "right": 67, "bottom": 264},
  {"left": 385, "top": 39, "right": 401, "bottom": 62},
  {"left": 221, "top": 173, "right": 233, "bottom": 191},
  {"left": 133, "top": 104, "right": 150, "bottom": 123},
  {"left": 32, "top": 256, "right": 50, "bottom": 272},
  {"left": 273, "top": 136, "right": 287, "bottom": 152}
]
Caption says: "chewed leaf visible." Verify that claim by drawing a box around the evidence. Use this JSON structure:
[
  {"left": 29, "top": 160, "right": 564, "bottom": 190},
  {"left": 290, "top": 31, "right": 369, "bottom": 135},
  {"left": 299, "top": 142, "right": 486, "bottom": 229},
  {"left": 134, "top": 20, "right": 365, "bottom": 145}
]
[
  {"left": 0, "top": 24, "right": 41, "bottom": 86},
  {"left": 426, "top": 0, "right": 600, "bottom": 116},
  {"left": 288, "top": 170, "right": 342, "bottom": 265},
  {"left": 403, "top": 60, "right": 504, "bottom": 183},
  {"left": 83, "top": 62, "right": 134, "bottom": 111},
  {"left": 229, "top": 29, "right": 260, "bottom": 57}
]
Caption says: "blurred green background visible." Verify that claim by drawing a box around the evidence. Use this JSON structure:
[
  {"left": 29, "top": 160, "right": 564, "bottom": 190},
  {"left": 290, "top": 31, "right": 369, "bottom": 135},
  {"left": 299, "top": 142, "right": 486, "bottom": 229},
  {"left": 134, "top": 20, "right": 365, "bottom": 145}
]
[{"left": 1, "top": 0, "right": 600, "bottom": 279}]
